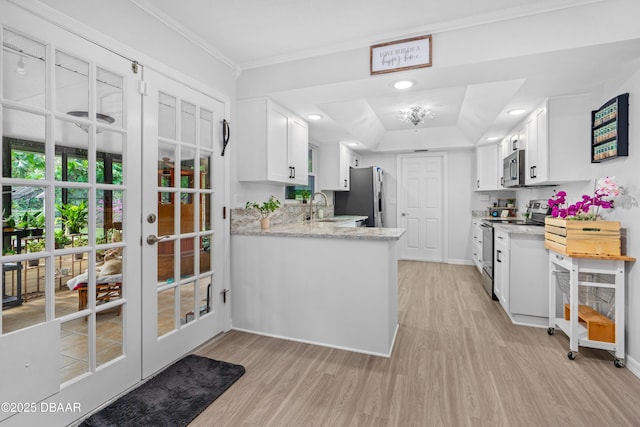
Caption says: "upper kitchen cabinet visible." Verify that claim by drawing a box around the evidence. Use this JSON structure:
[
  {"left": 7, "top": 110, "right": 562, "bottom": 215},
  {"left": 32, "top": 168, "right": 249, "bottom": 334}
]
[
  {"left": 524, "top": 94, "right": 590, "bottom": 185},
  {"left": 237, "top": 98, "right": 309, "bottom": 185},
  {"left": 475, "top": 143, "right": 500, "bottom": 191},
  {"left": 319, "top": 142, "right": 358, "bottom": 191}
]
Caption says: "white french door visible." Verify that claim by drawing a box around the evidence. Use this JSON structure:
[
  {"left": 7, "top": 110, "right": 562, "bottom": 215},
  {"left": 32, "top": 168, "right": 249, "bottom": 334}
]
[
  {"left": 0, "top": 2, "right": 141, "bottom": 425},
  {"left": 141, "top": 68, "right": 228, "bottom": 378},
  {"left": 397, "top": 153, "right": 447, "bottom": 262}
]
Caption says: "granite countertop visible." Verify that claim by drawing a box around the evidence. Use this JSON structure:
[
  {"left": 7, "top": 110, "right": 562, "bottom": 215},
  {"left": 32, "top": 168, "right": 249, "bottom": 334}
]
[
  {"left": 232, "top": 218, "right": 405, "bottom": 241},
  {"left": 492, "top": 223, "right": 545, "bottom": 235}
]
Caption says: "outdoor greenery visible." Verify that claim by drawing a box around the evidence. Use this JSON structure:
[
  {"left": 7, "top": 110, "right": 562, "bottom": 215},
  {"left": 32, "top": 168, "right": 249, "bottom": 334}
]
[{"left": 56, "top": 201, "right": 89, "bottom": 234}]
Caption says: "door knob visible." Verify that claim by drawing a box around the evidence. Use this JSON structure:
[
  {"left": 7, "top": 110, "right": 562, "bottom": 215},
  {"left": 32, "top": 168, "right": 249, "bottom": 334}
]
[{"left": 146, "top": 234, "right": 170, "bottom": 245}]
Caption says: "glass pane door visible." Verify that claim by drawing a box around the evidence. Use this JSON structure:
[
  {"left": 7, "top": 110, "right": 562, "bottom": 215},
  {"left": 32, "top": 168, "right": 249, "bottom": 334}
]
[
  {"left": 0, "top": 10, "right": 141, "bottom": 424},
  {"left": 142, "top": 69, "right": 227, "bottom": 378}
]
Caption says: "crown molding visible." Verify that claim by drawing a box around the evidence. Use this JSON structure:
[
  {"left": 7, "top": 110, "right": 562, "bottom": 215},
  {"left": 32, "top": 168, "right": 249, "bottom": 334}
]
[{"left": 128, "top": 0, "right": 240, "bottom": 74}]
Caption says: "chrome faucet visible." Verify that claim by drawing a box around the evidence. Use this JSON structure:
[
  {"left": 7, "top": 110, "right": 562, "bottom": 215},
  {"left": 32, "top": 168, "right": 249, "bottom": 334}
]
[{"left": 308, "top": 192, "right": 329, "bottom": 221}]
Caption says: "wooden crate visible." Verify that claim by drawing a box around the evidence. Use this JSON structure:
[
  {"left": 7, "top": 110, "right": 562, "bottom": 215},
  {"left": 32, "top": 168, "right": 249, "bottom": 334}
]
[
  {"left": 564, "top": 304, "right": 615, "bottom": 343},
  {"left": 545, "top": 217, "right": 620, "bottom": 256}
]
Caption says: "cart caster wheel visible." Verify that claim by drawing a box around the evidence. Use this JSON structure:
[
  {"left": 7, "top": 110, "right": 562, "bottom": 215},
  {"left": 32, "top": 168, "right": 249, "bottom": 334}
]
[
  {"left": 547, "top": 328, "right": 554, "bottom": 335},
  {"left": 568, "top": 351, "right": 577, "bottom": 360},
  {"left": 614, "top": 358, "right": 625, "bottom": 368}
]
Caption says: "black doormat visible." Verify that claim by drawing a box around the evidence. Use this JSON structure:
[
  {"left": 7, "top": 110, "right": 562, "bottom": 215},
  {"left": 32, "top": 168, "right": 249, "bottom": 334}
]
[{"left": 80, "top": 355, "right": 245, "bottom": 427}]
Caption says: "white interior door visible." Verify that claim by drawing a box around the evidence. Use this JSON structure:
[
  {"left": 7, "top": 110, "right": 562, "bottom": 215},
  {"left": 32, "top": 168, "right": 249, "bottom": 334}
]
[
  {"left": 397, "top": 153, "right": 447, "bottom": 262},
  {"left": 141, "top": 68, "right": 228, "bottom": 378},
  {"left": 0, "top": 3, "right": 141, "bottom": 425}
]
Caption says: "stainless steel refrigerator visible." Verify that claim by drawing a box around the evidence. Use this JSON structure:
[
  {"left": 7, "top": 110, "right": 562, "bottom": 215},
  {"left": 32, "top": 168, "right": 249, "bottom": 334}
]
[{"left": 334, "top": 166, "right": 384, "bottom": 227}]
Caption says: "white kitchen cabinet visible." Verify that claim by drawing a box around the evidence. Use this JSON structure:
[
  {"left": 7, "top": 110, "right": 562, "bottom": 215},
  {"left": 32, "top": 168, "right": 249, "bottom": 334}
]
[
  {"left": 471, "top": 219, "right": 483, "bottom": 273},
  {"left": 493, "top": 229, "right": 510, "bottom": 313},
  {"left": 475, "top": 143, "right": 500, "bottom": 191},
  {"left": 319, "top": 142, "right": 357, "bottom": 191},
  {"left": 524, "top": 94, "right": 590, "bottom": 185},
  {"left": 237, "top": 98, "right": 309, "bottom": 185},
  {"left": 493, "top": 226, "right": 549, "bottom": 327}
]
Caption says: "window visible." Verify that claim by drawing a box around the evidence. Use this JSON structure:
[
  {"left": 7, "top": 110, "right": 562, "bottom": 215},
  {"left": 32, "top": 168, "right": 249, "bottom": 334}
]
[{"left": 285, "top": 145, "right": 316, "bottom": 201}]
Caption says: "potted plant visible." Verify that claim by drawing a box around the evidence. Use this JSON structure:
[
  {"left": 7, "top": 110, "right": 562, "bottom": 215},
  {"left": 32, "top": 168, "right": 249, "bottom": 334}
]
[
  {"left": 2, "top": 211, "right": 15, "bottom": 231},
  {"left": 56, "top": 201, "right": 89, "bottom": 234},
  {"left": 300, "top": 190, "right": 311, "bottom": 204},
  {"left": 245, "top": 196, "right": 281, "bottom": 230},
  {"left": 28, "top": 211, "right": 45, "bottom": 236},
  {"left": 26, "top": 239, "right": 44, "bottom": 266},
  {"left": 72, "top": 235, "right": 88, "bottom": 260},
  {"left": 54, "top": 229, "right": 72, "bottom": 249}
]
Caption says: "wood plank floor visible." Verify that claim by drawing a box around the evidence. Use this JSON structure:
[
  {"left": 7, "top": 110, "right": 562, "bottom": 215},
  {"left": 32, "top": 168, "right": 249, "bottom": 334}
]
[{"left": 191, "top": 261, "right": 640, "bottom": 426}]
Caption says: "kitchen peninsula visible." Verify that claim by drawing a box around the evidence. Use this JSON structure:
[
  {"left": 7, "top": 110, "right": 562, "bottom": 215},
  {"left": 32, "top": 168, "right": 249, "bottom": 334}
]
[{"left": 231, "top": 219, "right": 405, "bottom": 356}]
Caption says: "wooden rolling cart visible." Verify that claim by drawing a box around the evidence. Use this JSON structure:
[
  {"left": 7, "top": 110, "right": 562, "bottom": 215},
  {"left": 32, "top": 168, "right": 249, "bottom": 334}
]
[{"left": 547, "top": 250, "right": 635, "bottom": 367}]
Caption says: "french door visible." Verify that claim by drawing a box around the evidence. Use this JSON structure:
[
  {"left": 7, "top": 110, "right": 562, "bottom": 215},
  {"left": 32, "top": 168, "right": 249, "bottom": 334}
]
[
  {"left": 141, "top": 68, "right": 228, "bottom": 378},
  {"left": 0, "top": 2, "right": 141, "bottom": 425}
]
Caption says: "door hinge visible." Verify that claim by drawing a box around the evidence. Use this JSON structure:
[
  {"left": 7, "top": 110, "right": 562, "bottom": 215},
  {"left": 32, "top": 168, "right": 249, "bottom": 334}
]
[
  {"left": 223, "top": 206, "right": 227, "bottom": 219},
  {"left": 137, "top": 80, "right": 147, "bottom": 96},
  {"left": 132, "top": 61, "right": 140, "bottom": 74}
]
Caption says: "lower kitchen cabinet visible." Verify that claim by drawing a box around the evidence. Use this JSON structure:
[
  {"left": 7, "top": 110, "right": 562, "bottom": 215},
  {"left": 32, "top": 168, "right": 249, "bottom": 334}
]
[
  {"left": 493, "top": 226, "right": 549, "bottom": 327},
  {"left": 471, "top": 219, "right": 483, "bottom": 273}
]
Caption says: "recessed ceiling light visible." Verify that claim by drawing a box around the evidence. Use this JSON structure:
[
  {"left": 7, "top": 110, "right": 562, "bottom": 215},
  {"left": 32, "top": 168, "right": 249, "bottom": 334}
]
[
  {"left": 508, "top": 109, "right": 526, "bottom": 116},
  {"left": 487, "top": 136, "right": 499, "bottom": 141},
  {"left": 307, "top": 114, "right": 323, "bottom": 120},
  {"left": 347, "top": 142, "right": 358, "bottom": 147},
  {"left": 393, "top": 80, "right": 413, "bottom": 90}
]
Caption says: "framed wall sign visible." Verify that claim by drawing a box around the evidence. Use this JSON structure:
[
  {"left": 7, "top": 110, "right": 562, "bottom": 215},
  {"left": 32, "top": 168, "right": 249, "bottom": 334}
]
[{"left": 370, "top": 35, "right": 432, "bottom": 75}]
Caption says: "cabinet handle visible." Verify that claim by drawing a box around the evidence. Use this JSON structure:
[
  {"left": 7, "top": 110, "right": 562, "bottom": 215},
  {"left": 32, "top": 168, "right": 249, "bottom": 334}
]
[
  {"left": 355, "top": 159, "right": 359, "bottom": 167},
  {"left": 344, "top": 179, "right": 348, "bottom": 188},
  {"left": 497, "top": 236, "right": 503, "bottom": 240},
  {"left": 532, "top": 165, "right": 537, "bottom": 178},
  {"left": 496, "top": 249, "right": 502, "bottom": 262},
  {"left": 476, "top": 179, "right": 480, "bottom": 188},
  {"left": 292, "top": 166, "right": 296, "bottom": 179},
  {"left": 512, "top": 139, "right": 518, "bottom": 151},
  {"left": 500, "top": 176, "right": 504, "bottom": 186}
]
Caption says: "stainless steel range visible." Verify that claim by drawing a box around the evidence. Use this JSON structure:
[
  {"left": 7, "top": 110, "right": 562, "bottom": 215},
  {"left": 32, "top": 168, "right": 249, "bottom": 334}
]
[{"left": 480, "top": 199, "right": 549, "bottom": 300}]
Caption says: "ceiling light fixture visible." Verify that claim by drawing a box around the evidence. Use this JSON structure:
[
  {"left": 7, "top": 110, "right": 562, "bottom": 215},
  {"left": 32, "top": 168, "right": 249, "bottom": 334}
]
[
  {"left": 508, "top": 109, "right": 526, "bottom": 116},
  {"left": 399, "top": 106, "right": 436, "bottom": 130},
  {"left": 487, "top": 136, "right": 499, "bottom": 141},
  {"left": 67, "top": 111, "right": 116, "bottom": 133},
  {"left": 16, "top": 55, "right": 26, "bottom": 75},
  {"left": 307, "top": 114, "right": 323, "bottom": 120},
  {"left": 393, "top": 80, "right": 413, "bottom": 90}
]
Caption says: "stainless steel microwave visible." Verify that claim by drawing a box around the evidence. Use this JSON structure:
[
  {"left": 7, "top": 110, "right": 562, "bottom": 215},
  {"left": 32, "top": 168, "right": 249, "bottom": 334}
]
[{"left": 502, "top": 150, "right": 525, "bottom": 187}]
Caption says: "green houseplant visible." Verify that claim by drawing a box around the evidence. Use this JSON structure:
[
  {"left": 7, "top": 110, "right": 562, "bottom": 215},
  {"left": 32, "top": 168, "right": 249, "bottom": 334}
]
[
  {"left": 54, "top": 229, "right": 72, "bottom": 249},
  {"left": 300, "top": 190, "right": 311, "bottom": 204},
  {"left": 26, "top": 238, "right": 44, "bottom": 266},
  {"left": 56, "top": 201, "right": 89, "bottom": 234},
  {"left": 246, "top": 196, "right": 281, "bottom": 230}
]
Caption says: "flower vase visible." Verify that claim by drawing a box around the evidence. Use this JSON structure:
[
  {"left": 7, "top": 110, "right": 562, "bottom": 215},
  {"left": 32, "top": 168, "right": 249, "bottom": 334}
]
[{"left": 260, "top": 218, "right": 270, "bottom": 230}]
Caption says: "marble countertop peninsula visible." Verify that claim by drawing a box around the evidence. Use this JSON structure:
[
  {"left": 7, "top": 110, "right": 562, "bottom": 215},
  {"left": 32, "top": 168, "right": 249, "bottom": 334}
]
[{"left": 232, "top": 219, "right": 405, "bottom": 241}]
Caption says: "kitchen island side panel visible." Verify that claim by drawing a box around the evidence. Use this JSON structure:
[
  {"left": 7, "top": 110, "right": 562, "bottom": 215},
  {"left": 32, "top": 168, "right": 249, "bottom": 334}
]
[{"left": 230, "top": 234, "right": 399, "bottom": 356}]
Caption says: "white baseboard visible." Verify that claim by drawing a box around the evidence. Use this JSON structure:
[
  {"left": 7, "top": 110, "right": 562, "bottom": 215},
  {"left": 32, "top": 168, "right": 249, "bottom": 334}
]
[
  {"left": 230, "top": 324, "right": 398, "bottom": 358},
  {"left": 448, "top": 258, "right": 475, "bottom": 266},
  {"left": 625, "top": 353, "right": 640, "bottom": 379}
]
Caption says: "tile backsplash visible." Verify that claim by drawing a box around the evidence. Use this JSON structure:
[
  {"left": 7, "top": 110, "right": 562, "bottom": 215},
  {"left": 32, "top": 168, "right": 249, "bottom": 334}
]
[{"left": 231, "top": 203, "right": 334, "bottom": 231}]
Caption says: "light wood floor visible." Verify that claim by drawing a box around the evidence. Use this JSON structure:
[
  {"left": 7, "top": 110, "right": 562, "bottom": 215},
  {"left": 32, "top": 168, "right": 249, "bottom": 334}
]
[{"left": 191, "top": 261, "right": 640, "bottom": 426}]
